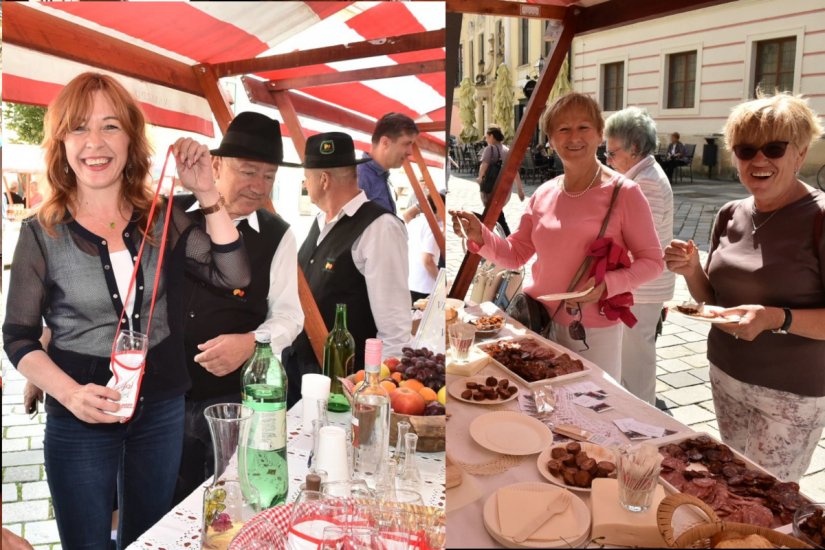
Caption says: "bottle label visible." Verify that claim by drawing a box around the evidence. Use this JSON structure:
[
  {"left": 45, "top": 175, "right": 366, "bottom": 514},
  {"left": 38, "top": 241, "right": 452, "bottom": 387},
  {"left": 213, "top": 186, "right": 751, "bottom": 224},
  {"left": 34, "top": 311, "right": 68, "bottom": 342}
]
[{"left": 249, "top": 409, "right": 286, "bottom": 451}]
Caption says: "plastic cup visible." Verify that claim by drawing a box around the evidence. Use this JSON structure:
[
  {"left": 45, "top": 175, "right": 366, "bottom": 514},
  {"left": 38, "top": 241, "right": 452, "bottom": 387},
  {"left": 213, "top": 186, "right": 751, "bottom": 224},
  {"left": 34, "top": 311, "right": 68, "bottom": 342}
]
[
  {"left": 448, "top": 322, "right": 476, "bottom": 363},
  {"left": 314, "top": 426, "right": 350, "bottom": 482}
]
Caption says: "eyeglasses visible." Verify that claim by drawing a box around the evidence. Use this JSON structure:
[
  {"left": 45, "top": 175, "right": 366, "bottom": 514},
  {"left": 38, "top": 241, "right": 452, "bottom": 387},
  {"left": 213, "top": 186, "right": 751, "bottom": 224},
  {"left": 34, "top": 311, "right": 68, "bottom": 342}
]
[
  {"left": 732, "top": 141, "right": 789, "bottom": 161},
  {"left": 605, "top": 148, "right": 620, "bottom": 159},
  {"left": 567, "top": 303, "right": 589, "bottom": 352}
]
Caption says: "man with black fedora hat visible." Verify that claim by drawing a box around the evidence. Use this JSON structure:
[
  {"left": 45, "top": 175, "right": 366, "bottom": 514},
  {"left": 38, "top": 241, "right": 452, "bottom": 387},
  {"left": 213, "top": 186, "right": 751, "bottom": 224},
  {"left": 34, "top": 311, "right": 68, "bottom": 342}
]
[
  {"left": 169, "top": 112, "right": 304, "bottom": 503},
  {"left": 283, "top": 131, "right": 412, "bottom": 407}
]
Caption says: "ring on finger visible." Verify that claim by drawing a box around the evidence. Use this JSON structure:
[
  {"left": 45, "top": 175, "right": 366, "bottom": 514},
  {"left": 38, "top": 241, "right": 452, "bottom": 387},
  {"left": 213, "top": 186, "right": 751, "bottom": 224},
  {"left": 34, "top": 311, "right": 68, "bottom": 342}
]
[{"left": 734, "top": 331, "right": 739, "bottom": 340}]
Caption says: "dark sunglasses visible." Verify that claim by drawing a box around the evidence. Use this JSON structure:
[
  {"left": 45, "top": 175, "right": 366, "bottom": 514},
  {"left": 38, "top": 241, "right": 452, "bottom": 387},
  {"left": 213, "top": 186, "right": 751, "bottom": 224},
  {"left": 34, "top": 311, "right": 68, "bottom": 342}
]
[
  {"left": 732, "top": 141, "right": 789, "bottom": 161},
  {"left": 567, "top": 303, "right": 589, "bottom": 352}
]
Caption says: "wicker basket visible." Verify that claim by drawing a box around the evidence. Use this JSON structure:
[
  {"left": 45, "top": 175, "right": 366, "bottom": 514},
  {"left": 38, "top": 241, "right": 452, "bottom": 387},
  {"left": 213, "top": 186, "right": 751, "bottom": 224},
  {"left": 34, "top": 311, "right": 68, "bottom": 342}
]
[{"left": 656, "top": 493, "right": 812, "bottom": 548}]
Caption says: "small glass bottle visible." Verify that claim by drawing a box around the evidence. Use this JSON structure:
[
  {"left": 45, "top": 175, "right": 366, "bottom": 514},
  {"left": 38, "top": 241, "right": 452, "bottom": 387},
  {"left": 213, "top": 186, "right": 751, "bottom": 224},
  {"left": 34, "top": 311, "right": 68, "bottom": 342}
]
[{"left": 397, "top": 432, "right": 422, "bottom": 492}]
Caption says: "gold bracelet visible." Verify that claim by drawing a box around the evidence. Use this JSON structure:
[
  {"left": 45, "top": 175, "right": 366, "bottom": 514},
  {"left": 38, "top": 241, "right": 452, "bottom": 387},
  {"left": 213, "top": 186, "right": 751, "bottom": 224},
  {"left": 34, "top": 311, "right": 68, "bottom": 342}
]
[{"left": 200, "top": 193, "right": 225, "bottom": 215}]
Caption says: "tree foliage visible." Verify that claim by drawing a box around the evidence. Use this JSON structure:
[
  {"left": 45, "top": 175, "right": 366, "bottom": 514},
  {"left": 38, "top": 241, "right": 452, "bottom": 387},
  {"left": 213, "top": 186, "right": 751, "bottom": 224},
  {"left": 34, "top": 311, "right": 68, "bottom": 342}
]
[{"left": 3, "top": 103, "right": 47, "bottom": 145}]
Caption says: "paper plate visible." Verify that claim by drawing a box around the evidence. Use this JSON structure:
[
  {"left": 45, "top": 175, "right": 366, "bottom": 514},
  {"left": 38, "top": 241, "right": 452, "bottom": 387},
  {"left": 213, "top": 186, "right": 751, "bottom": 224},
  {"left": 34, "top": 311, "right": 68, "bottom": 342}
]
[
  {"left": 666, "top": 302, "right": 741, "bottom": 324},
  {"left": 448, "top": 375, "right": 519, "bottom": 406},
  {"left": 469, "top": 411, "right": 552, "bottom": 455},
  {"left": 536, "top": 442, "right": 616, "bottom": 493},
  {"left": 482, "top": 482, "right": 591, "bottom": 548}
]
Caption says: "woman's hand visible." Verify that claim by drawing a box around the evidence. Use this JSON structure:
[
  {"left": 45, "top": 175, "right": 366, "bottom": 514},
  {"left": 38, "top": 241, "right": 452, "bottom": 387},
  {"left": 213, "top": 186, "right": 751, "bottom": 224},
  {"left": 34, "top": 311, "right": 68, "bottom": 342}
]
[
  {"left": 62, "top": 383, "right": 123, "bottom": 424},
  {"left": 449, "top": 210, "right": 484, "bottom": 246},
  {"left": 172, "top": 138, "right": 216, "bottom": 195},
  {"left": 664, "top": 239, "right": 700, "bottom": 276},
  {"left": 23, "top": 381, "right": 43, "bottom": 417},
  {"left": 716, "top": 304, "right": 782, "bottom": 341},
  {"left": 568, "top": 276, "right": 606, "bottom": 305}
]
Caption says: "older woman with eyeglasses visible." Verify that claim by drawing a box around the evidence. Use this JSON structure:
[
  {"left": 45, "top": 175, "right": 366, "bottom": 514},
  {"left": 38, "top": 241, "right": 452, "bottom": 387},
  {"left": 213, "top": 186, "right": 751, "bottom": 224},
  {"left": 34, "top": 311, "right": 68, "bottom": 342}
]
[
  {"left": 664, "top": 92, "right": 825, "bottom": 482},
  {"left": 604, "top": 107, "right": 675, "bottom": 405},
  {"left": 451, "top": 93, "right": 664, "bottom": 380}
]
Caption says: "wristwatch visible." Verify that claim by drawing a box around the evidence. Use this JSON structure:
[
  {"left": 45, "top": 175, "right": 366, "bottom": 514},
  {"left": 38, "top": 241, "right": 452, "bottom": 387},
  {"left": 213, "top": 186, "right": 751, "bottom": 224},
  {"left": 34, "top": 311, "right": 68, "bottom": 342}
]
[
  {"left": 771, "top": 307, "right": 792, "bottom": 334},
  {"left": 200, "top": 193, "right": 225, "bottom": 215}
]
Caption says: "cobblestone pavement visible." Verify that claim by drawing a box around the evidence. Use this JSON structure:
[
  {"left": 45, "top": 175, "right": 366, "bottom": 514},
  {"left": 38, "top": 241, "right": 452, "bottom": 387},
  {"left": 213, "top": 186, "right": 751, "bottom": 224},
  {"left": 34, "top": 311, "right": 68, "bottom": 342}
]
[{"left": 2, "top": 173, "right": 824, "bottom": 546}]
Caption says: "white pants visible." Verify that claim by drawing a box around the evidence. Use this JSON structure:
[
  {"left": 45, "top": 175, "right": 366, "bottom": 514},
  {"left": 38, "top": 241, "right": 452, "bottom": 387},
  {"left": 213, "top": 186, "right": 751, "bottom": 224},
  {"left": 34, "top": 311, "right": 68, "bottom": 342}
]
[
  {"left": 620, "top": 303, "right": 663, "bottom": 405},
  {"left": 550, "top": 322, "right": 622, "bottom": 383},
  {"left": 710, "top": 364, "right": 825, "bottom": 482}
]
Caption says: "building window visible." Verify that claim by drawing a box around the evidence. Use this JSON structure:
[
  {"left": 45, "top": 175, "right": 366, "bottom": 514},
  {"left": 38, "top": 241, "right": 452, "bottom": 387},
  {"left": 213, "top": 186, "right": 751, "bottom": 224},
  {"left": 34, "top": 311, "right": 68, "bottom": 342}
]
[
  {"left": 457, "top": 43, "right": 464, "bottom": 86},
  {"left": 479, "top": 33, "right": 485, "bottom": 72},
  {"left": 667, "top": 51, "right": 696, "bottom": 109},
  {"left": 543, "top": 21, "right": 552, "bottom": 58},
  {"left": 602, "top": 62, "right": 624, "bottom": 112},
  {"left": 469, "top": 40, "right": 474, "bottom": 81},
  {"left": 520, "top": 19, "right": 529, "bottom": 65},
  {"left": 755, "top": 37, "right": 796, "bottom": 94}
]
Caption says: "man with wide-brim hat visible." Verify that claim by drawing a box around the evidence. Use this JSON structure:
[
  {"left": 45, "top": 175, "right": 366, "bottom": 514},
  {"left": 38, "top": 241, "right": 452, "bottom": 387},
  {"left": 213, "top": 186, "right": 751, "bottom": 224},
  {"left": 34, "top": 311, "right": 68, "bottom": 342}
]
[
  {"left": 170, "top": 112, "right": 304, "bottom": 504},
  {"left": 283, "top": 131, "right": 411, "bottom": 407}
]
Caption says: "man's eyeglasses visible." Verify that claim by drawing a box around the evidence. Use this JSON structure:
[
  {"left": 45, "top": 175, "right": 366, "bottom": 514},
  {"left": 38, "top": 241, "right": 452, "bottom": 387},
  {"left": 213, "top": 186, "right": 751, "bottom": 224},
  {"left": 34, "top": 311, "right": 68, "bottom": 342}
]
[
  {"left": 732, "top": 141, "right": 790, "bottom": 161},
  {"left": 605, "top": 148, "right": 620, "bottom": 159},
  {"left": 567, "top": 303, "right": 589, "bottom": 351}
]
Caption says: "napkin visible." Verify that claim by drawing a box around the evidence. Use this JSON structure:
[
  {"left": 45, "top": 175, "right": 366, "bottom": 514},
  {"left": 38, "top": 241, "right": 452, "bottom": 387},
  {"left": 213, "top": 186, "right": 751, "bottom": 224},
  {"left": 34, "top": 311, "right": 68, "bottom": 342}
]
[{"left": 496, "top": 487, "right": 580, "bottom": 541}]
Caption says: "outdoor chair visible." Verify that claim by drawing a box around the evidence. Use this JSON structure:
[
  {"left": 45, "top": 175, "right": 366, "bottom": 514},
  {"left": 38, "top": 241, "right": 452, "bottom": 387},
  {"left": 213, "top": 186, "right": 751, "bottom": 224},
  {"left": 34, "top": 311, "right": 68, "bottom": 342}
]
[{"left": 675, "top": 143, "right": 696, "bottom": 183}]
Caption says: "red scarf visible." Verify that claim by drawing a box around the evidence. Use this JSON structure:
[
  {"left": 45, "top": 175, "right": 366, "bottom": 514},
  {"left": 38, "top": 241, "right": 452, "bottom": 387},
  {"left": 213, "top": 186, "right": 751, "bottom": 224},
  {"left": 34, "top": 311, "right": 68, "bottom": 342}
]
[{"left": 588, "top": 237, "right": 637, "bottom": 328}]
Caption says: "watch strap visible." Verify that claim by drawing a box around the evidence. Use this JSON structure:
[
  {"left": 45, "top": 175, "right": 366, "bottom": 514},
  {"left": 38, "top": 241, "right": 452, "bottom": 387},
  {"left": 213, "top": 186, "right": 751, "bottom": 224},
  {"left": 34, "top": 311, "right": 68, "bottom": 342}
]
[
  {"left": 772, "top": 307, "right": 792, "bottom": 334},
  {"left": 200, "top": 194, "right": 225, "bottom": 215}
]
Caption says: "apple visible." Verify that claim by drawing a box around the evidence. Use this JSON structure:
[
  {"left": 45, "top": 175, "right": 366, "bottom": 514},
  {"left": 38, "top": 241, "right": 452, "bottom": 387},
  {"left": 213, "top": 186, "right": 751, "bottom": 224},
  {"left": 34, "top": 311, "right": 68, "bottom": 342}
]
[
  {"left": 389, "top": 387, "right": 426, "bottom": 416},
  {"left": 383, "top": 357, "right": 401, "bottom": 373}
]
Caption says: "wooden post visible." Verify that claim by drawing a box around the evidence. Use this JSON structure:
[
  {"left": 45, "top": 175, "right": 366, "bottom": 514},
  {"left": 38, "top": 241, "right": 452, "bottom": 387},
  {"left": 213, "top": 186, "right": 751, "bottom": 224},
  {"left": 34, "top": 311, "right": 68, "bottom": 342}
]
[
  {"left": 402, "top": 159, "right": 445, "bottom": 256},
  {"left": 192, "top": 64, "right": 233, "bottom": 134}
]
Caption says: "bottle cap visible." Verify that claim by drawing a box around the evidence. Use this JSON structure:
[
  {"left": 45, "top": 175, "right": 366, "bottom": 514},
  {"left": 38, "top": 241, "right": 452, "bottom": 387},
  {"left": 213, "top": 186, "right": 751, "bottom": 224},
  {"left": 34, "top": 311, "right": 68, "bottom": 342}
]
[
  {"left": 254, "top": 330, "right": 271, "bottom": 344},
  {"left": 364, "top": 338, "right": 383, "bottom": 372},
  {"left": 305, "top": 473, "right": 322, "bottom": 492}
]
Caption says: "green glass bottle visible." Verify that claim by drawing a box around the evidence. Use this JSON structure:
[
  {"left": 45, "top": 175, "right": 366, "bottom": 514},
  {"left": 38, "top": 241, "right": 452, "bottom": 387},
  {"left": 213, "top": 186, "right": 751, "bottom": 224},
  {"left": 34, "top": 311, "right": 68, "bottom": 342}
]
[
  {"left": 241, "top": 330, "right": 288, "bottom": 509},
  {"left": 323, "top": 303, "right": 356, "bottom": 412}
]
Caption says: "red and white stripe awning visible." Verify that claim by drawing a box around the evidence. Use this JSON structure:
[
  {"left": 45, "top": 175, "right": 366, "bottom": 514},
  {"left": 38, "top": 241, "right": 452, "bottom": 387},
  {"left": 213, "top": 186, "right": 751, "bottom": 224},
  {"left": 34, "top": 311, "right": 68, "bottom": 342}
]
[{"left": 3, "top": 2, "right": 445, "bottom": 164}]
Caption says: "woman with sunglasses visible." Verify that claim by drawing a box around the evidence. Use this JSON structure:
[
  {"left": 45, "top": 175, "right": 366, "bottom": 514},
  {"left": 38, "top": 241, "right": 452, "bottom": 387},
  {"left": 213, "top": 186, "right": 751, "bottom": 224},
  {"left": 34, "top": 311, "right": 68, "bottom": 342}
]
[
  {"left": 603, "top": 107, "right": 675, "bottom": 405},
  {"left": 664, "top": 92, "right": 825, "bottom": 482},
  {"left": 451, "top": 93, "right": 664, "bottom": 380}
]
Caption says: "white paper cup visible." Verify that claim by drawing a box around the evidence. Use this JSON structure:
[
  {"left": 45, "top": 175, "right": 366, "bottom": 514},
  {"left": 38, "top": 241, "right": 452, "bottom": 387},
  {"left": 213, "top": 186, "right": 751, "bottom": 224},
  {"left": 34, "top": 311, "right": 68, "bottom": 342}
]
[
  {"left": 302, "top": 374, "right": 331, "bottom": 431},
  {"left": 314, "top": 426, "right": 349, "bottom": 482}
]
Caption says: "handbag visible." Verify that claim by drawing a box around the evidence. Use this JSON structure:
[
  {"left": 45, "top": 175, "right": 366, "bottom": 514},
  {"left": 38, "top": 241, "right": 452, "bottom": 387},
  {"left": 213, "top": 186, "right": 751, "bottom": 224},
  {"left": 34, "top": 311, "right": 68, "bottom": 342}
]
[
  {"left": 480, "top": 145, "right": 502, "bottom": 194},
  {"left": 492, "top": 269, "right": 524, "bottom": 310},
  {"left": 506, "top": 181, "right": 624, "bottom": 335}
]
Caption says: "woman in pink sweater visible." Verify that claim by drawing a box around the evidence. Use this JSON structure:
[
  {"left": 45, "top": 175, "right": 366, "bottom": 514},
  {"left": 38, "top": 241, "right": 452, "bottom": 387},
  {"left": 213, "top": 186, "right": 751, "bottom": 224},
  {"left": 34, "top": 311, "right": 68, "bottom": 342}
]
[{"left": 451, "top": 93, "right": 663, "bottom": 380}]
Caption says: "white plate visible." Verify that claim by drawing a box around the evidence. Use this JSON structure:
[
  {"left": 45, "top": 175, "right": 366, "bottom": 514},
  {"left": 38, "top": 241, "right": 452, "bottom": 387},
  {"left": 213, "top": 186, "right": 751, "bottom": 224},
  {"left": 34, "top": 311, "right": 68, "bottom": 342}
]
[
  {"left": 537, "top": 287, "right": 594, "bottom": 302},
  {"left": 666, "top": 302, "right": 741, "bottom": 324},
  {"left": 482, "top": 482, "right": 591, "bottom": 548},
  {"left": 536, "top": 442, "right": 616, "bottom": 493},
  {"left": 448, "top": 375, "right": 519, "bottom": 406},
  {"left": 478, "top": 335, "right": 591, "bottom": 389},
  {"left": 470, "top": 411, "right": 553, "bottom": 455}
]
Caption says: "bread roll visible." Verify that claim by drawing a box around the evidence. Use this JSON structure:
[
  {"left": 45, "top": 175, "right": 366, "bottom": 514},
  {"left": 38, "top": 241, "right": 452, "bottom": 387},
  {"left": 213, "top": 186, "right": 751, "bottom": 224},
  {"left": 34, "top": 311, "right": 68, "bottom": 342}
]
[{"left": 713, "top": 533, "right": 773, "bottom": 548}]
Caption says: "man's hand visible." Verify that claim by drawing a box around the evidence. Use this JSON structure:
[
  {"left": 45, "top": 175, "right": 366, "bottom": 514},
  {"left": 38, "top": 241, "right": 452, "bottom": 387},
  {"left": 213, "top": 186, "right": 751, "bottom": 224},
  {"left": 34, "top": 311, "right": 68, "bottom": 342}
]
[
  {"left": 3, "top": 528, "right": 34, "bottom": 550},
  {"left": 194, "top": 333, "right": 256, "bottom": 377}
]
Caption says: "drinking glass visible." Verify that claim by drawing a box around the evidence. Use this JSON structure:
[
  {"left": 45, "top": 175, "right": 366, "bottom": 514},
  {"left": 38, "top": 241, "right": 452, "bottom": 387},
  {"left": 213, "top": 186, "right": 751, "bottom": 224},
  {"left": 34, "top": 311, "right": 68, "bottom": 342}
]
[
  {"left": 285, "top": 491, "right": 346, "bottom": 550},
  {"left": 448, "top": 323, "right": 475, "bottom": 363},
  {"left": 113, "top": 329, "right": 149, "bottom": 367},
  {"left": 616, "top": 444, "right": 662, "bottom": 513}
]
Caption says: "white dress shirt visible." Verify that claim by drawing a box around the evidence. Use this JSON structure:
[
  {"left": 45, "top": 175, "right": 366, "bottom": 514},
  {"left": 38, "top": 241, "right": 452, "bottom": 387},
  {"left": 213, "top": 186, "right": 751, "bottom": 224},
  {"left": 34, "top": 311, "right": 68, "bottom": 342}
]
[
  {"left": 186, "top": 203, "right": 304, "bottom": 356},
  {"left": 314, "top": 191, "right": 412, "bottom": 359}
]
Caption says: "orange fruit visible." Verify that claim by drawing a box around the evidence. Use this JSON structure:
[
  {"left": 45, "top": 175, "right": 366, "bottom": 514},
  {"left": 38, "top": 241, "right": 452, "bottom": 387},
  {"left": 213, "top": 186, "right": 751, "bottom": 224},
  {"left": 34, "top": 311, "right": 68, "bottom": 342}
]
[
  {"left": 354, "top": 370, "right": 365, "bottom": 383},
  {"left": 380, "top": 380, "right": 397, "bottom": 394},
  {"left": 418, "top": 387, "right": 438, "bottom": 402},
  {"left": 401, "top": 379, "right": 424, "bottom": 392},
  {"left": 391, "top": 372, "right": 403, "bottom": 383}
]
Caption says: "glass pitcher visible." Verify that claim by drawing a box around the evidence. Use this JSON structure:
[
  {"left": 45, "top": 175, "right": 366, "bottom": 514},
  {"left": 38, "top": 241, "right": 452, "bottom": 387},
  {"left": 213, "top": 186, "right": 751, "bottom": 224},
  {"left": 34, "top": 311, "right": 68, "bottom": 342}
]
[{"left": 202, "top": 403, "right": 260, "bottom": 550}]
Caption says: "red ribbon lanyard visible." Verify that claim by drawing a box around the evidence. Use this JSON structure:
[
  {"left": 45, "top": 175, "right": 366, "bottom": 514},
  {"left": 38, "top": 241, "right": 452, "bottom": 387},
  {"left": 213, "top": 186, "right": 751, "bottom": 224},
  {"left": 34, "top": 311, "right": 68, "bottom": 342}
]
[{"left": 110, "top": 146, "right": 177, "bottom": 380}]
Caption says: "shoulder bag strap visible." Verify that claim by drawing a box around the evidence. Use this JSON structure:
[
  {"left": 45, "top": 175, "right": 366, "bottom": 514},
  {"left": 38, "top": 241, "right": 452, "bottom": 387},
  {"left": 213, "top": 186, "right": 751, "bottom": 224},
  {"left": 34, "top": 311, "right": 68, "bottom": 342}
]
[{"left": 550, "top": 179, "right": 623, "bottom": 320}]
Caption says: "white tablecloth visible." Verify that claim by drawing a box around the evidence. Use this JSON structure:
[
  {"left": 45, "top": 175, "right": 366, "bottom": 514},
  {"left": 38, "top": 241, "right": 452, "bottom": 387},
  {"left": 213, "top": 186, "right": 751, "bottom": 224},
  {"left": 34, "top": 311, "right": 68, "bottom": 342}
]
[{"left": 129, "top": 401, "right": 445, "bottom": 549}]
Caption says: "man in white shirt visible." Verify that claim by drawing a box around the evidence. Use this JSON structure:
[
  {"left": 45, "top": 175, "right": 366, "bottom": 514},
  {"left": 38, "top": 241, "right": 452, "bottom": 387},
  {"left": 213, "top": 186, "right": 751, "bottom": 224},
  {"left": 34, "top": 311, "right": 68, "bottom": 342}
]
[
  {"left": 284, "top": 131, "right": 411, "bottom": 406},
  {"left": 172, "top": 112, "right": 303, "bottom": 503}
]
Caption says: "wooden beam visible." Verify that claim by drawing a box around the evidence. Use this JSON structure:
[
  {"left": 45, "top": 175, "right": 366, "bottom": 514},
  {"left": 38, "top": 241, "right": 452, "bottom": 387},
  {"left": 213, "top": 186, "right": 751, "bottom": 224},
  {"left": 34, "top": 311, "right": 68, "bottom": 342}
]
[
  {"left": 269, "top": 59, "right": 446, "bottom": 91},
  {"left": 411, "top": 143, "right": 446, "bottom": 222},
  {"left": 415, "top": 121, "right": 446, "bottom": 133},
  {"left": 446, "top": 0, "right": 566, "bottom": 20},
  {"left": 3, "top": 2, "right": 202, "bottom": 96},
  {"left": 450, "top": 8, "right": 576, "bottom": 300},
  {"left": 243, "top": 77, "right": 446, "bottom": 158},
  {"left": 192, "top": 64, "right": 232, "bottom": 134},
  {"left": 403, "top": 160, "right": 446, "bottom": 257},
  {"left": 575, "top": 0, "right": 739, "bottom": 35},
  {"left": 272, "top": 91, "right": 308, "bottom": 163},
  {"left": 214, "top": 29, "right": 446, "bottom": 78}
]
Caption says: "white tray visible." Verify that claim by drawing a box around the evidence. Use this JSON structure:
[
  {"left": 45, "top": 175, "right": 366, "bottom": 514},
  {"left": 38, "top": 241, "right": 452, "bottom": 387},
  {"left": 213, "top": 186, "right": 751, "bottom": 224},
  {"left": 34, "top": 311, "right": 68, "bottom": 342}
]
[{"left": 477, "top": 334, "right": 591, "bottom": 389}]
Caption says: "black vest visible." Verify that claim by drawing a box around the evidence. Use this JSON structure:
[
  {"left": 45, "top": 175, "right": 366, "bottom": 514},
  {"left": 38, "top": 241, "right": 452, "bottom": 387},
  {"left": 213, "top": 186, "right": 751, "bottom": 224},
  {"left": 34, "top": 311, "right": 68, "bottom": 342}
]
[
  {"left": 168, "top": 196, "right": 289, "bottom": 401},
  {"left": 283, "top": 201, "right": 386, "bottom": 407}
]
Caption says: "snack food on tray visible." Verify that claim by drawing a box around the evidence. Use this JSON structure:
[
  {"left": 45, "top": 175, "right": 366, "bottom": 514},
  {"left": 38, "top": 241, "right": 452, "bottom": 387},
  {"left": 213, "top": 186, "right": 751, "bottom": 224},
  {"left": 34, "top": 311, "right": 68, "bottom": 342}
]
[
  {"left": 460, "top": 375, "right": 517, "bottom": 402},
  {"left": 471, "top": 315, "right": 505, "bottom": 331},
  {"left": 479, "top": 337, "right": 585, "bottom": 382},
  {"left": 659, "top": 435, "right": 808, "bottom": 528},
  {"left": 546, "top": 442, "right": 617, "bottom": 489}
]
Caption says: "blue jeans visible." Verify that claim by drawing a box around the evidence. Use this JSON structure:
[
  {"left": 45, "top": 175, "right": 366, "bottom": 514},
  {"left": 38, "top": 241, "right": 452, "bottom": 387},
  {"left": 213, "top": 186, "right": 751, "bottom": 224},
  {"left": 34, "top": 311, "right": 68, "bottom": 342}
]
[{"left": 44, "top": 396, "right": 184, "bottom": 550}]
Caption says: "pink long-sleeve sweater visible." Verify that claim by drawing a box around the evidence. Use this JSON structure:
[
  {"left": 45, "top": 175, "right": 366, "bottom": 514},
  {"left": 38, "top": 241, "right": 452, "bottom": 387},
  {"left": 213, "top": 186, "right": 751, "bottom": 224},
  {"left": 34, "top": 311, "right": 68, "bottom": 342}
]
[{"left": 470, "top": 173, "right": 664, "bottom": 328}]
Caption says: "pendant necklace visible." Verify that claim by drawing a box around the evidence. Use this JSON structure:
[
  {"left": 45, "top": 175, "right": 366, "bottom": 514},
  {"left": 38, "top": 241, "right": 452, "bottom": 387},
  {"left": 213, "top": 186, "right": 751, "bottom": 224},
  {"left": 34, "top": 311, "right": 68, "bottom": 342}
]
[
  {"left": 561, "top": 165, "right": 601, "bottom": 198},
  {"left": 750, "top": 206, "right": 779, "bottom": 236}
]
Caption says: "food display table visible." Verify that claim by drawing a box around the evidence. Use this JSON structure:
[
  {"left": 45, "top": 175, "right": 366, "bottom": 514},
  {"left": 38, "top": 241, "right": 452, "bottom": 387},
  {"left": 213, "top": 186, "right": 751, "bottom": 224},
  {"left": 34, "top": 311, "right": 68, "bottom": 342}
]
[
  {"left": 128, "top": 401, "right": 445, "bottom": 549},
  {"left": 445, "top": 308, "right": 697, "bottom": 549}
]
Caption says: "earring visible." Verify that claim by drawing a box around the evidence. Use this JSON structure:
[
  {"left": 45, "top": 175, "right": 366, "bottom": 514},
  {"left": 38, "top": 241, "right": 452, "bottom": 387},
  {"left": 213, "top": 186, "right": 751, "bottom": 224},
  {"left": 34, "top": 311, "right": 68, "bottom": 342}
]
[{"left": 63, "top": 163, "right": 69, "bottom": 175}]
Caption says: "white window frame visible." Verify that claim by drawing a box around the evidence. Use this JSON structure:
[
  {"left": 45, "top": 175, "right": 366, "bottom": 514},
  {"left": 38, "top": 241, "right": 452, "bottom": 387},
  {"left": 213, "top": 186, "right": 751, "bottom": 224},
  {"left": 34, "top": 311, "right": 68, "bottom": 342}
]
[
  {"left": 596, "top": 54, "right": 629, "bottom": 114},
  {"left": 660, "top": 43, "right": 702, "bottom": 116},
  {"left": 744, "top": 27, "right": 804, "bottom": 98}
]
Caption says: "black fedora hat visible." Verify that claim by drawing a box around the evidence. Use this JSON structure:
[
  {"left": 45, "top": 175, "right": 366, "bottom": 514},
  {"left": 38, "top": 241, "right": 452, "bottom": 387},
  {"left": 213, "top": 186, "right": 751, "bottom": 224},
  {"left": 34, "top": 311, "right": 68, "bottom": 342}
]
[
  {"left": 303, "top": 132, "right": 370, "bottom": 169},
  {"left": 210, "top": 112, "right": 301, "bottom": 167}
]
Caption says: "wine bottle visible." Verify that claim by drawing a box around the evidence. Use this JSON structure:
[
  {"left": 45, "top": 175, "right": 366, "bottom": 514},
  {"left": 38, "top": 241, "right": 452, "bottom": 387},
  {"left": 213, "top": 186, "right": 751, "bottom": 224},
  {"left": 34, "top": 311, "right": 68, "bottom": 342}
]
[
  {"left": 323, "top": 303, "right": 355, "bottom": 412},
  {"left": 351, "top": 338, "right": 391, "bottom": 489},
  {"left": 241, "top": 330, "right": 288, "bottom": 509}
]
